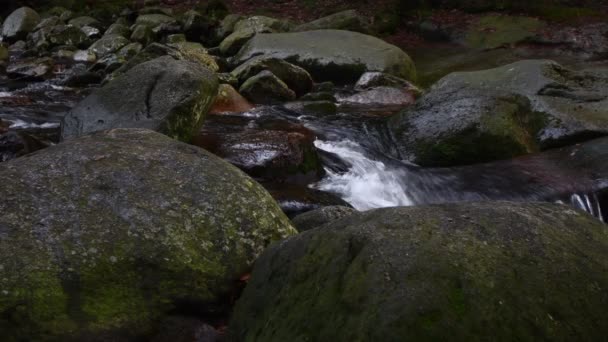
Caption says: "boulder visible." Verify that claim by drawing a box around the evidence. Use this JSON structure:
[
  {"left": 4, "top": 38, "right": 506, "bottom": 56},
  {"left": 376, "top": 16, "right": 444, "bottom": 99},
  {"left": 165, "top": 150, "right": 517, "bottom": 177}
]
[
  {"left": 43, "top": 25, "right": 88, "bottom": 49},
  {"left": 229, "top": 202, "right": 608, "bottom": 341},
  {"left": 214, "top": 14, "right": 243, "bottom": 43},
  {"left": 61, "top": 56, "right": 218, "bottom": 142},
  {"left": 0, "top": 128, "right": 296, "bottom": 341},
  {"left": 104, "top": 23, "right": 131, "bottom": 38},
  {"left": 355, "top": 72, "right": 421, "bottom": 93},
  {"left": 233, "top": 30, "right": 416, "bottom": 84},
  {"left": 390, "top": 60, "right": 608, "bottom": 167},
  {"left": 180, "top": 10, "right": 212, "bottom": 42},
  {"left": 219, "top": 16, "right": 292, "bottom": 56},
  {"left": 135, "top": 13, "right": 177, "bottom": 28},
  {"left": 88, "top": 34, "right": 130, "bottom": 59},
  {"left": 239, "top": 70, "right": 296, "bottom": 104},
  {"left": 293, "top": 10, "right": 368, "bottom": 33},
  {"left": 68, "top": 16, "right": 102, "bottom": 29},
  {"left": 195, "top": 113, "right": 323, "bottom": 183},
  {"left": 209, "top": 84, "right": 253, "bottom": 114},
  {"left": 291, "top": 205, "right": 356, "bottom": 232},
  {"left": 116, "top": 42, "right": 143, "bottom": 60},
  {"left": 130, "top": 24, "right": 155, "bottom": 45},
  {"left": 80, "top": 26, "right": 101, "bottom": 40},
  {"left": 231, "top": 56, "right": 313, "bottom": 96},
  {"left": 1, "top": 7, "right": 40, "bottom": 42},
  {"left": 113, "top": 42, "right": 219, "bottom": 78}
]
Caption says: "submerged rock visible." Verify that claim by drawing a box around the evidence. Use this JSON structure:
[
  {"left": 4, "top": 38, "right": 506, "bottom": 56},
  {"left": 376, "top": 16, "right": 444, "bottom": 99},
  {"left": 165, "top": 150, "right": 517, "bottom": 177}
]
[
  {"left": 62, "top": 56, "right": 218, "bottom": 142},
  {"left": 1, "top": 7, "right": 40, "bottom": 42},
  {"left": 229, "top": 202, "right": 608, "bottom": 341},
  {"left": 390, "top": 60, "right": 608, "bottom": 166},
  {"left": 233, "top": 30, "right": 416, "bottom": 84},
  {"left": 0, "top": 128, "right": 296, "bottom": 341}
]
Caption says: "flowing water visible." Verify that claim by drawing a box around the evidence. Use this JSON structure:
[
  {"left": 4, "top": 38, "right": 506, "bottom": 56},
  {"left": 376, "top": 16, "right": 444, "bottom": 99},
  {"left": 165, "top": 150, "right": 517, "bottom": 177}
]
[{"left": 1, "top": 55, "right": 606, "bottom": 223}]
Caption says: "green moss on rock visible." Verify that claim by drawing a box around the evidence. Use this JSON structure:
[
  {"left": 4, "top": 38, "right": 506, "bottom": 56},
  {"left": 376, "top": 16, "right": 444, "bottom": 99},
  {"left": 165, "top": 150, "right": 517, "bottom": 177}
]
[{"left": 229, "top": 202, "right": 608, "bottom": 341}]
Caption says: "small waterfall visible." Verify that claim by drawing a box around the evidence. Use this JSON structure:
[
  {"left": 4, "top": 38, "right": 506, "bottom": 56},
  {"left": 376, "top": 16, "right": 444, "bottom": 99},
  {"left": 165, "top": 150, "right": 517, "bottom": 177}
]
[
  {"left": 570, "top": 193, "right": 604, "bottom": 223},
  {"left": 312, "top": 139, "right": 413, "bottom": 210}
]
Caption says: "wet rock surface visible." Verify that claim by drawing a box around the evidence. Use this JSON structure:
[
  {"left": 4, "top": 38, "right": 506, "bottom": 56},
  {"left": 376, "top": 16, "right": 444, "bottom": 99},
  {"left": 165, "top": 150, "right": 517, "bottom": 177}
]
[
  {"left": 62, "top": 56, "right": 219, "bottom": 142},
  {"left": 230, "top": 202, "right": 608, "bottom": 341},
  {"left": 0, "top": 128, "right": 296, "bottom": 341}
]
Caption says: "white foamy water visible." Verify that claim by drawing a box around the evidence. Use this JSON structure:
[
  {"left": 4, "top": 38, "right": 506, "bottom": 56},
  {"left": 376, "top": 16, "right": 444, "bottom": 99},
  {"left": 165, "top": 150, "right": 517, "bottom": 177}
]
[
  {"left": 8, "top": 119, "right": 60, "bottom": 129},
  {"left": 312, "top": 139, "right": 413, "bottom": 210},
  {"left": 570, "top": 193, "right": 604, "bottom": 223}
]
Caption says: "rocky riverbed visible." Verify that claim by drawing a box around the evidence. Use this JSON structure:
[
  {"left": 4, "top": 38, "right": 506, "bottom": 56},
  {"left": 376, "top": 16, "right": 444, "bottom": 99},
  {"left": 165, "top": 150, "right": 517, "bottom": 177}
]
[{"left": 0, "top": 2, "right": 607, "bottom": 341}]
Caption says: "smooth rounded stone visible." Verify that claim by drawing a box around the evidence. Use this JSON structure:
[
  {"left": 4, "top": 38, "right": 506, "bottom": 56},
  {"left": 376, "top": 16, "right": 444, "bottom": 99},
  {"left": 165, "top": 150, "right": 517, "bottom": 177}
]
[
  {"left": 239, "top": 70, "right": 296, "bottom": 105},
  {"left": 80, "top": 25, "right": 101, "bottom": 39},
  {"left": 195, "top": 115, "right": 323, "bottom": 183},
  {"left": 219, "top": 16, "right": 292, "bottom": 56},
  {"left": 6, "top": 57, "right": 54, "bottom": 81},
  {"left": 59, "top": 9, "right": 74, "bottom": 22},
  {"left": 293, "top": 9, "right": 368, "bottom": 33},
  {"left": 53, "top": 48, "right": 75, "bottom": 59},
  {"left": 339, "top": 86, "right": 416, "bottom": 108},
  {"left": 130, "top": 24, "right": 155, "bottom": 45},
  {"left": 73, "top": 49, "right": 96, "bottom": 62},
  {"left": 88, "top": 34, "right": 130, "bottom": 58},
  {"left": 214, "top": 14, "right": 243, "bottom": 42},
  {"left": 62, "top": 56, "right": 218, "bottom": 142},
  {"left": 1, "top": 7, "right": 41, "bottom": 42},
  {"left": 0, "top": 128, "right": 296, "bottom": 341},
  {"left": 229, "top": 202, "right": 608, "bottom": 341},
  {"left": 210, "top": 84, "right": 253, "bottom": 114},
  {"left": 233, "top": 30, "right": 416, "bottom": 84},
  {"left": 464, "top": 15, "right": 545, "bottom": 49},
  {"left": 355, "top": 71, "right": 421, "bottom": 94},
  {"left": 135, "top": 13, "right": 177, "bottom": 28},
  {"left": 116, "top": 42, "right": 143, "bottom": 60},
  {"left": 33, "top": 16, "right": 60, "bottom": 31},
  {"left": 68, "top": 16, "right": 102, "bottom": 29},
  {"left": 231, "top": 56, "right": 313, "bottom": 96},
  {"left": 113, "top": 42, "right": 219, "bottom": 78},
  {"left": 291, "top": 205, "right": 357, "bottom": 232},
  {"left": 38, "top": 24, "right": 88, "bottom": 49},
  {"left": 166, "top": 33, "right": 186, "bottom": 44},
  {"left": 389, "top": 60, "right": 608, "bottom": 167},
  {"left": 104, "top": 23, "right": 131, "bottom": 38}
]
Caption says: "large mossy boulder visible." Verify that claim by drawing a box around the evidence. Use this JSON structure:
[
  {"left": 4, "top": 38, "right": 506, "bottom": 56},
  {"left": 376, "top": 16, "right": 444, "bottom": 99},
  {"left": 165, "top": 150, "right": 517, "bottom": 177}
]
[
  {"left": 232, "top": 30, "right": 416, "bottom": 84},
  {"left": 390, "top": 60, "right": 608, "bottom": 167},
  {"left": 0, "top": 128, "right": 296, "bottom": 341},
  {"left": 293, "top": 9, "right": 369, "bottom": 33},
  {"left": 229, "top": 202, "right": 608, "bottom": 341},
  {"left": 1, "top": 7, "right": 40, "bottom": 42},
  {"left": 62, "top": 56, "right": 218, "bottom": 142}
]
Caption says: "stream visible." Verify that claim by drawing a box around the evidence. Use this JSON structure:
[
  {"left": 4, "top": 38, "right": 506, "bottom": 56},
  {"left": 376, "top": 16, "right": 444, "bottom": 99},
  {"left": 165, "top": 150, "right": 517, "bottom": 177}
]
[{"left": 1, "top": 51, "right": 606, "bottom": 223}]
